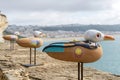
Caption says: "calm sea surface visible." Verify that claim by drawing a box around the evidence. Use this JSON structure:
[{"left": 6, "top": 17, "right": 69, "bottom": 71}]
[{"left": 38, "top": 35, "right": 120, "bottom": 75}]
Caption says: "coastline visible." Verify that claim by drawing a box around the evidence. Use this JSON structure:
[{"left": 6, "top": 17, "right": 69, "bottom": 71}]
[
  {"left": 42, "top": 33, "right": 119, "bottom": 42},
  {"left": 0, "top": 42, "right": 120, "bottom": 80},
  {"left": 42, "top": 36, "right": 84, "bottom": 42}
]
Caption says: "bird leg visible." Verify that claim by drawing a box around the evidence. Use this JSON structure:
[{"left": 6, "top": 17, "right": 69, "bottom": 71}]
[
  {"left": 34, "top": 48, "right": 36, "bottom": 65},
  {"left": 78, "top": 62, "right": 84, "bottom": 80},
  {"left": 81, "top": 62, "right": 83, "bottom": 80},
  {"left": 78, "top": 62, "right": 80, "bottom": 80},
  {"left": 30, "top": 48, "right": 32, "bottom": 64},
  {"left": 12, "top": 40, "right": 15, "bottom": 50},
  {"left": 10, "top": 41, "right": 12, "bottom": 50}
]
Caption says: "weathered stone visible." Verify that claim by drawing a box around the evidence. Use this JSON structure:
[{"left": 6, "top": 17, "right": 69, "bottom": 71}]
[
  {"left": 0, "top": 43, "right": 120, "bottom": 80},
  {"left": 0, "top": 13, "right": 8, "bottom": 43}
]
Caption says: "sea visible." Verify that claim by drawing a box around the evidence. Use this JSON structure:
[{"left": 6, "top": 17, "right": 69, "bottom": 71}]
[{"left": 38, "top": 35, "right": 120, "bottom": 75}]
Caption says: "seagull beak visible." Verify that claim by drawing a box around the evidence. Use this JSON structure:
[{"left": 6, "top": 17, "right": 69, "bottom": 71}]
[
  {"left": 40, "top": 33, "right": 43, "bottom": 35},
  {"left": 40, "top": 33, "right": 46, "bottom": 37},
  {"left": 104, "top": 35, "right": 115, "bottom": 40}
]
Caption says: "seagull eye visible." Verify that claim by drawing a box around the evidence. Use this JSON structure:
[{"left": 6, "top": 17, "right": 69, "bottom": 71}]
[{"left": 96, "top": 33, "right": 101, "bottom": 38}]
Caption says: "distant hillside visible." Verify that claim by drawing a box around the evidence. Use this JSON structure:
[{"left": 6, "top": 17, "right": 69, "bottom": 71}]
[
  {"left": 4, "top": 24, "right": 120, "bottom": 37},
  {"left": 6, "top": 24, "right": 120, "bottom": 32},
  {"left": 38, "top": 24, "right": 120, "bottom": 32}
]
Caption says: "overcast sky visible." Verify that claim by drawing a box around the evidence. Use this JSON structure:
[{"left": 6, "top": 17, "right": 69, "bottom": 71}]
[{"left": 1, "top": 0, "right": 120, "bottom": 25}]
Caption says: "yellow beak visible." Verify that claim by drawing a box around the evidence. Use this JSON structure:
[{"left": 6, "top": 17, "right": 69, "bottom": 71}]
[{"left": 104, "top": 35, "right": 115, "bottom": 40}]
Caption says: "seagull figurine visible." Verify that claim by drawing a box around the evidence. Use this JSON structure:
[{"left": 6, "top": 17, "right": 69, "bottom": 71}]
[
  {"left": 43, "top": 29, "right": 115, "bottom": 80},
  {"left": 16, "top": 31, "right": 43, "bottom": 67},
  {"left": 3, "top": 31, "right": 20, "bottom": 50}
]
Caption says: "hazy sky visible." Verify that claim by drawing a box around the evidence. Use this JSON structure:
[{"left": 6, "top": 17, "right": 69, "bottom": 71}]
[{"left": 1, "top": 0, "right": 120, "bottom": 25}]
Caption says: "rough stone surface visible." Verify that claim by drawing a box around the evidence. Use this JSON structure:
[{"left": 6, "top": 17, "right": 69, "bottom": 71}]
[
  {"left": 0, "top": 43, "right": 120, "bottom": 80},
  {"left": 0, "top": 13, "right": 8, "bottom": 43}
]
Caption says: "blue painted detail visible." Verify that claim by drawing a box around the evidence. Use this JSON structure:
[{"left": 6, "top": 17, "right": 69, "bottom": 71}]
[
  {"left": 44, "top": 43, "right": 65, "bottom": 53},
  {"left": 31, "top": 40, "right": 40, "bottom": 46},
  {"left": 44, "top": 47, "right": 64, "bottom": 52},
  {"left": 11, "top": 35, "right": 17, "bottom": 40},
  {"left": 51, "top": 43, "right": 64, "bottom": 46}
]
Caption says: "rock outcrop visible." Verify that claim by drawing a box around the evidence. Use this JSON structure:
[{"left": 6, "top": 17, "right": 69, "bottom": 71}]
[{"left": 0, "top": 13, "right": 8, "bottom": 43}]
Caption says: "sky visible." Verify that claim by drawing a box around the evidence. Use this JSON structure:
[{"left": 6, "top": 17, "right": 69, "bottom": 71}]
[{"left": 0, "top": 0, "right": 120, "bottom": 25}]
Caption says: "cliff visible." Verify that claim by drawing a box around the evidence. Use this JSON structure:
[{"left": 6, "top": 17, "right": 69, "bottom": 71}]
[{"left": 0, "top": 13, "right": 8, "bottom": 42}]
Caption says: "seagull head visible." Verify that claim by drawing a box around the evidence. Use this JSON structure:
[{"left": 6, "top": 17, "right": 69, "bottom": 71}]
[
  {"left": 84, "top": 29, "right": 115, "bottom": 42},
  {"left": 14, "top": 31, "right": 20, "bottom": 36},
  {"left": 34, "top": 31, "right": 43, "bottom": 37}
]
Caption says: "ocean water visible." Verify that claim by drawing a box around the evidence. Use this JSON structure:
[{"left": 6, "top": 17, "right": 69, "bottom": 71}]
[
  {"left": 86, "top": 35, "right": 120, "bottom": 75},
  {"left": 38, "top": 35, "right": 120, "bottom": 75}
]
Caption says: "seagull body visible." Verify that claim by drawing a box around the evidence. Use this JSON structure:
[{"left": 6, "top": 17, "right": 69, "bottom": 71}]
[
  {"left": 16, "top": 37, "right": 43, "bottom": 48},
  {"left": 43, "top": 29, "right": 114, "bottom": 63},
  {"left": 16, "top": 31, "right": 43, "bottom": 48},
  {"left": 3, "top": 31, "right": 20, "bottom": 41},
  {"left": 3, "top": 31, "right": 20, "bottom": 50}
]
